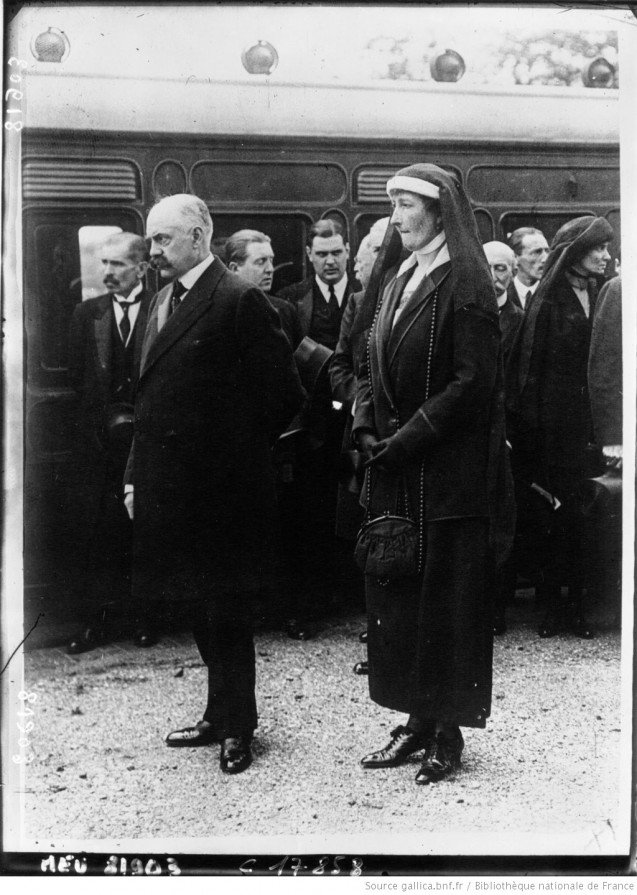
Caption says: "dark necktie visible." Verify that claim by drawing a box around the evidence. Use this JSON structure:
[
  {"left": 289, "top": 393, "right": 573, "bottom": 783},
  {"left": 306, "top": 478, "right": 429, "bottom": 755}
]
[
  {"left": 169, "top": 280, "right": 187, "bottom": 316},
  {"left": 327, "top": 284, "right": 339, "bottom": 313},
  {"left": 116, "top": 296, "right": 141, "bottom": 343},
  {"left": 525, "top": 290, "right": 532, "bottom": 307}
]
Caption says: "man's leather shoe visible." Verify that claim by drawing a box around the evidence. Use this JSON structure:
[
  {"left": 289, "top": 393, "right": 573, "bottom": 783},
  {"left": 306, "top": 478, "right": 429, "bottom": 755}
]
[
  {"left": 67, "top": 626, "right": 106, "bottom": 655},
  {"left": 358, "top": 630, "right": 368, "bottom": 643},
  {"left": 538, "top": 609, "right": 560, "bottom": 638},
  {"left": 353, "top": 661, "right": 368, "bottom": 675},
  {"left": 284, "top": 618, "right": 314, "bottom": 641},
  {"left": 415, "top": 730, "right": 464, "bottom": 784},
  {"left": 166, "top": 720, "right": 216, "bottom": 747},
  {"left": 361, "top": 725, "right": 427, "bottom": 768},
  {"left": 568, "top": 616, "right": 594, "bottom": 639},
  {"left": 134, "top": 628, "right": 158, "bottom": 648},
  {"left": 220, "top": 735, "right": 252, "bottom": 774}
]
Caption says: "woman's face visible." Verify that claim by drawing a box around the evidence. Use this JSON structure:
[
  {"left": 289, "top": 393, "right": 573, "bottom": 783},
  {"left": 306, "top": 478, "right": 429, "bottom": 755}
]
[
  {"left": 576, "top": 243, "right": 611, "bottom": 277},
  {"left": 389, "top": 190, "right": 440, "bottom": 253}
]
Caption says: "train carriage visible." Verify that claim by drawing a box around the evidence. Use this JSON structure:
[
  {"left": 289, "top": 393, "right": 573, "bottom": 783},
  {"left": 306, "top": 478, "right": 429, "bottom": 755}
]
[{"left": 12, "top": 13, "right": 620, "bottom": 603}]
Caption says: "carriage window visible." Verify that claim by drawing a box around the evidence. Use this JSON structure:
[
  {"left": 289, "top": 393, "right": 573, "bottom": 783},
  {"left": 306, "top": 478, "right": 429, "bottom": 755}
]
[
  {"left": 211, "top": 213, "right": 312, "bottom": 293},
  {"left": 24, "top": 208, "right": 142, "bottom": 384}
]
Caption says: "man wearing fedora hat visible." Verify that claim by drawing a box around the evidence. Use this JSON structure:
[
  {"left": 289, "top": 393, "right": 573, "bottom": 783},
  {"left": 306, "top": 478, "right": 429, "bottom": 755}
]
[{"left": 66, "top": 232, "right": 154, "bottom": 654}]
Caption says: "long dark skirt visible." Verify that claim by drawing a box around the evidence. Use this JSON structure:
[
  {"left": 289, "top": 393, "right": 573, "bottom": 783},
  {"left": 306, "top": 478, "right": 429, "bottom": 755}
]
[{"left": 366, "top": 517, "right": 493, "bottom": 729}]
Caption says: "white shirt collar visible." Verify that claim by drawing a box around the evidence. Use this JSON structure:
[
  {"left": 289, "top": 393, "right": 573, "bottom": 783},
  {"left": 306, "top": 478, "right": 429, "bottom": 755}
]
[
  {"left": 315, "top": 274, "right": 348, "bottom": 306},
  {"left": 513, "top": 276, "right": 538, "bottom": 307},
  {"left": 112, "top": 282, "right": 143, "bottom": 304},
  {"left": 174, "top": 253, "right": 214, "bottom": 294},
  {"left": 397, "top": 230, "right": 448, "bottom": 280}
]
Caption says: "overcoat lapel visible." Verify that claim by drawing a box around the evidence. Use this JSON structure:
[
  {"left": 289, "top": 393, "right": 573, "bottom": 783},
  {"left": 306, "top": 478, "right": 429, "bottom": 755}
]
[
  {"left": 92, "top": 294, "right": 113, "bottom": 387},
  {"left": 140, "top": 258, "right": 226, "bottom": 379},
  {"left": 132, "top": 292, "right": 151, "bottom": 372},
  {"left": 387, "top": 263, "right": 451, "bottom": 367},
  {"left": 373, "top": 269, "right": 411, "bottom": 412}
]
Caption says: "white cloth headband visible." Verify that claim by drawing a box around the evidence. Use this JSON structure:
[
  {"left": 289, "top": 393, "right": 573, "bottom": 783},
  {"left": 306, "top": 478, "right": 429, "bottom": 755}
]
[{"left": 386, "top": 175, "right": 440, "bottom": 200}]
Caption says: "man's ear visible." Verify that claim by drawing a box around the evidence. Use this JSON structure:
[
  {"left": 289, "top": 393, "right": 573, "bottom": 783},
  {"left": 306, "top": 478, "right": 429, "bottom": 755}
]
[
  {"left": 228, "top": 261, "right": 239, "bottom": 273},
  {"left": 305, "top": 245, "right": 312, "bottom": 262}
]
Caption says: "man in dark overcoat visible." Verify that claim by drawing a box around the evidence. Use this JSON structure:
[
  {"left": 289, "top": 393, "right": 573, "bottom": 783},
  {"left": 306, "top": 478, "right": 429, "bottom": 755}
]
[
  {"left": 483, "top": 241, "right": 524, "bottom": 635},
  {"left": 352, "top": 164, "right": 512, "bottom": 785},
  {"left": 124, "top": 195, "right": 303, "bottom": 774},
  {"left": 276, "top": 219, "right": 358, "bottom": 631},
  {"left": 67, "top": 232, "right": 152, "bottom": 653}
]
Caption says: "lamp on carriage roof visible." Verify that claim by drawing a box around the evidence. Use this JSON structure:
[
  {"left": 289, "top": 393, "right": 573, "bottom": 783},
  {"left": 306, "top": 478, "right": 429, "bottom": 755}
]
[
  {"left": 30, "top": 27, "right": 70, "bottom": 63},
  {"left": 582, "top": 57, "right": 615, "bottom": 88},
  {"left": 429, "top": 49, "right": 465, "bottom": 83},
  {"left": 241, "top": 40, "right": 279, "bottom": 75}
]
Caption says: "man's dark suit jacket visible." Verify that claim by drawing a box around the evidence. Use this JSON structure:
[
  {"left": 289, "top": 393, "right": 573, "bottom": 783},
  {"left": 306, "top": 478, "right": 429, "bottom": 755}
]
[
  {"left": 498, "top": 295, "right": 524, "bottom": 369},
  {"left": 128, "top": 256, "right": 304, "bottom": 612},
  {"left": 68, "top": 288, "right": 151, "bottom": 531},
  {"left": 276, "top": 275, "right": 356, "bottom": 349},
  {"left": 267, "top": 294, "right": 303, "bottom": 350}
]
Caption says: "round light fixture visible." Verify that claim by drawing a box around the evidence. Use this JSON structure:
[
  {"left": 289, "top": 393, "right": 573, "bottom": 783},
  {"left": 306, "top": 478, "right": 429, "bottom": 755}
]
[
  {"left": 582, "top": 57, "right": 615, "bottom": 88},
  {"left": 31, "top": 27, "right": 70, "bottom": 63},
  {"left": 430, "top": 49, "right": 465, "bottom": 83},
  {"left": 241, "top": 40, "right": 279, "bottom": 75}
]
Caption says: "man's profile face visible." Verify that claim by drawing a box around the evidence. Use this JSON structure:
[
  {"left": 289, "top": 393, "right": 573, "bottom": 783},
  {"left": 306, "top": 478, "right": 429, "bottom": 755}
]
[
  {"left": 516, "top": 233, "right": 549, "bottom": 284},
  {"left": 236, "top": 241, "right": 275, "bottom": 292},
  {"left": 354, "top": 236, "right": 377, "bottom": 291},
  {"left": 389, "top": 190, "right": 440, "bottom": 253},
  {"left": 307, "top": 234, "right": 349, "bottom": 284},
  {"left": 146, "top": 207, "right": 200, "bottom": 280},
  {"left": 101, "top": 244, "right": 146, "bottom": 297},
  {"left": 484, "top": 244, "right": 514, "bottom": 297}
]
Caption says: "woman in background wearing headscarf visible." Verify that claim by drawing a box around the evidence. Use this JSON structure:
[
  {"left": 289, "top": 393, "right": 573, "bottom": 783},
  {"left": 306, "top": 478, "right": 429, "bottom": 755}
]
[
  {"left": 506, "top": 215, "right": 613, "bottom": 639},
  {"left": 353, "top": 164, "right": 512, "bottom": 784}
]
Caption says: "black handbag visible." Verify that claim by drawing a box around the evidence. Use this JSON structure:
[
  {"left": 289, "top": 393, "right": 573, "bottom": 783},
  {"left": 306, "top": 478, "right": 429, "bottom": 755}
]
[{"left": 354, "top": 509, "right": 420, "bottom": 580}]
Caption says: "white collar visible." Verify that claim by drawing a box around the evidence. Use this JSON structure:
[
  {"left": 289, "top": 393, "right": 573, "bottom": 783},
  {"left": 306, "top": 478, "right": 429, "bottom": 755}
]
[
  {"left": 397, "top": 230, "right": 448, "bottom": 279},
  {"left": 112, "top": 282, "right": 143, "bottom": 304},
  {"left": 174, "top": 253, "right": 214, "bottom": 294},
  {"left": 513, "top": 276, "right": 538, "bottom": 302},
  {"left": 315, "top": 274, "right": 348, "bottom": 304}
]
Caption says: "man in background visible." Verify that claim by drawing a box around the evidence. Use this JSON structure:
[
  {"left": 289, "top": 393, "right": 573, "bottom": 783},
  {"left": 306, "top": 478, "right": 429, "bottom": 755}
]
[
  {"left": 507, "top": 227, "right": 549, "bottom": 310},
  {"left": 67, "top": 232, "right": 154, "bottom": 654},
  {"left": 225, "top": 228, "right": 301, "bottom": 348}
]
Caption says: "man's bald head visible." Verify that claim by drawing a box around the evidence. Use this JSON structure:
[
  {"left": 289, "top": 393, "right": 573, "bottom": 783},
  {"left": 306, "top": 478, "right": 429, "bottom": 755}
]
[
  {"left": 146, "top": 194, "right": 213, "bottom": 279},
  {"left": 483, "top": 241, "right": 516, "bottom": 300}
]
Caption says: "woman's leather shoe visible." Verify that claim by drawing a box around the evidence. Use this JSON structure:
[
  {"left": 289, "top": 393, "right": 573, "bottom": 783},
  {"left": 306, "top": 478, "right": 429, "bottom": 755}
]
[
  {"left": 358, "top": 630, "right": 368, "bottom": 643},
  {"left": 220, "top": 736, "right": 252, "bottom": 774},
  {"left": 415, "top": 730, "right": 464, "bottom": 784},
  {"left": 361, "top": 726, "right": 427, "bottom": 768},
  {"left": 353, "top": 661, "right": 368, "bottom": 675},
  {"left": 166, "top": 720, "right": 216, "bottom": 747}
]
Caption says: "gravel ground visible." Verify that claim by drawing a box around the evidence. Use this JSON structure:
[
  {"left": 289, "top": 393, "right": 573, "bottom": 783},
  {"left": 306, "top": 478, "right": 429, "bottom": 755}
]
[{"left": 15, "top": 594, "right": 627, "bottom": 859}]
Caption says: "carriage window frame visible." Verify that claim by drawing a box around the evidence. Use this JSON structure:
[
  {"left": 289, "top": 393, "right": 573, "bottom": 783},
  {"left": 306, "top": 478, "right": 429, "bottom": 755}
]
[{"left": 23, "top": 205, "right": 145, "bottom": 387}]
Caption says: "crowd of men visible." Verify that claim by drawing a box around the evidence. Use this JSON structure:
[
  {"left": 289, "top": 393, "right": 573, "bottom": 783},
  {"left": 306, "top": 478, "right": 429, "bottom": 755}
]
[{"left": 65, "top": 193, "right": 621, "bottom": 774}]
